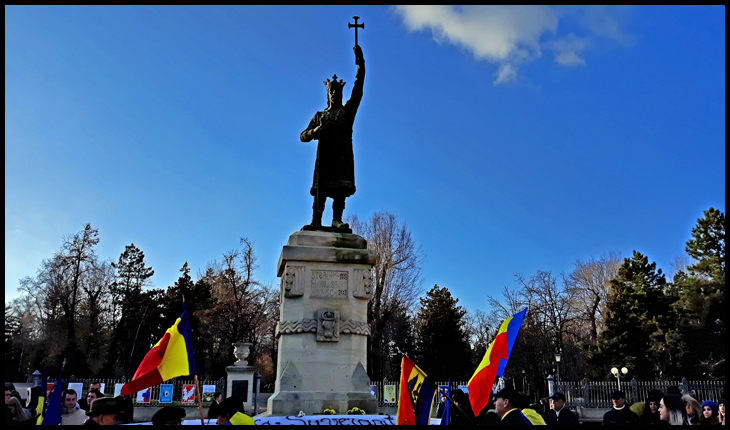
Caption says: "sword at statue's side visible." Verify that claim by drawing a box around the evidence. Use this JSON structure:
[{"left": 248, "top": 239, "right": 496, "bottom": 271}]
[{"left": 348, "top": 16, "right": 364, "bottom": 63}]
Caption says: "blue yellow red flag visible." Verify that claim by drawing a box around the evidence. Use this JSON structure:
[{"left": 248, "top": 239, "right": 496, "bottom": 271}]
[
  {"left": 396, "top": 355, "right": 437, "bottom": 425},
  {"left": 121, "top": 302, "right": 198, "bottom": 396},
  {"left": 467, "top": 308, "right": 527, "bottom": 416}
]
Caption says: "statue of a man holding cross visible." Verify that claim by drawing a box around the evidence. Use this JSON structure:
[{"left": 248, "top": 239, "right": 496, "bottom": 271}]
[{"left": 300, "top": 17, "right": 365, "bottom": 231}]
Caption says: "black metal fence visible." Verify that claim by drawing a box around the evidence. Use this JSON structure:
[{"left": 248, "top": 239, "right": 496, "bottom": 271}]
[{"left": 554, "top": 377, "right": 725, "bottom": 408}]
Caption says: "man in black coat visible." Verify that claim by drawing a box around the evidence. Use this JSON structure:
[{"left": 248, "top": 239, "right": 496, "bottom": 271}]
[
  {"left": 495, "top": 387, "right": 526, "bottom": 425},
  {"left": 602, "top": 390, "right": 639, "bottom": 425},
  {"left": 542, "top": 392, "right": 579, "bottom": 425}
]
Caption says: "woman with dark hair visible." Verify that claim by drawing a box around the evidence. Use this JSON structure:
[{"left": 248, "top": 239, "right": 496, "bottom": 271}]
[
  {"left": 700, "top": 401, "right": 719, "bottom": 426},
  {"left": 7, "top": 397, "right": 32, "bottom": 423},
  {"left": 642, "top": 390, "right": 664, "bottom": 425},
  {"left": 684, "top": 395, "right": 702, "bottom": 425},
  {"left": 660, "top": 393, "right": 689, "bottom": 425},
  {"left": 450, "top": 389, "right": 476, "bottom": 425},
  {"left": 718, "top": 400, "right": 725, "bottom": 425}
]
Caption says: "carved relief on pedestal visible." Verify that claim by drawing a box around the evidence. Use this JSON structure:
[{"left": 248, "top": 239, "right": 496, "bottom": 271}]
[
  {"left": 282, "top": 265, "right": 305, "bottom": 298},
  {"left": 276, "top": 314, "right": 369, "bottom": 339},
  {"left": 352, "top": 269, "right": 373, "bottom": 300},
  {"left": 339, "top": 320, "right": 370, "bottom": 336},
  {"left": 276, "top": 319, "right": 317, "bottom": 337},
  {"left": 316, "top": 308, "right": 340, "bottom": 342}
]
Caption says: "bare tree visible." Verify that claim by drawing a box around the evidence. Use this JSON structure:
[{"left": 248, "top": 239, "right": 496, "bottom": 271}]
[
  {"left": 346, "top": 212, "right": 424, "bottom": 379},
  {"left": 197, "top": 237, "right": 276, "bottom": 369},
  {"left": 517, "top": 270, "right": 578, "bottom": 360},
  {"left": 16, "top": 224, "right": 101, "bottom": 342},
  {"left": 566, "top": 252, "right": 622, "bottom": 345},
  {"left": 486, "top": 285, "right": 528, "bottom": 321}
]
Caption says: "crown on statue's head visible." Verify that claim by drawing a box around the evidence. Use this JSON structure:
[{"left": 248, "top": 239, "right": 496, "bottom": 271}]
[{"left": 324, "top": 74, "right": 346, "bottom": 92}]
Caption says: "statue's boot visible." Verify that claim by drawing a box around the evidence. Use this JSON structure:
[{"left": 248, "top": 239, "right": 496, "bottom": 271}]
[
  {"left": 311, "top": 197, "right": 325, "bottom": 227},
  {"left": 332, "top": 198, "right": 349, "bottom": 229}
]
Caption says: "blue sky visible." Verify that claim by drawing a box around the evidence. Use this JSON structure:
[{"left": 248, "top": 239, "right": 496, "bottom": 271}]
[{"left": 5, "top": 6, "right": 725, "bottom": 312}]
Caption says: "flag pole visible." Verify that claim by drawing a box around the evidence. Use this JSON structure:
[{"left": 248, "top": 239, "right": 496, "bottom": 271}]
[
  {"left": 182, "top": 295, "right": 205, "bottom": 425},
  {"left": 195, "top": 374, "right": 205, "bottom": 425}
]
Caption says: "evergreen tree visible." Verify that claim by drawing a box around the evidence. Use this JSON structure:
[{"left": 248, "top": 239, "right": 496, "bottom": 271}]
[
  {"left": 667, "top": 208, "right": 725, "bottom": 379},
  {"left": 164, "top": 262, "right": 217, "bottom": 378},
  {"left": 416, "top": 285, "right": 473, "bottom": 381},
  {"left": 590, "top": 251, "right": 669, "bottom": 380},
  {"left": 103, "top": 243, "right": 157, "bottom": 377},
  {"left": 685, "top": 207, "right": 725, "bottom": 283}
]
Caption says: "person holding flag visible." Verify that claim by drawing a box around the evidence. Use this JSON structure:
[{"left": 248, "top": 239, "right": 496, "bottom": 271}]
[{"left": 396, "top": 354, "right": 438, "bottom": 425}]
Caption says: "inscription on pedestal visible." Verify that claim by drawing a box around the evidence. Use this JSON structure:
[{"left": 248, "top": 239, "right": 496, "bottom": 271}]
[{"left": 310, "top": 270, "right": 348, "bottom": 298}]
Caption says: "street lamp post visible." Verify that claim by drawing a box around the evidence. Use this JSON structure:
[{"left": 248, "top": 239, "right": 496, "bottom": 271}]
[
  {"left": 522, "top": 369, "right": 526, "bottom": 394},
  {"left": 555, "top": 352, "right": 561, "bottom": 384},
  {"left": 610, "top": 367, "right": 628, "bottom": 391}
]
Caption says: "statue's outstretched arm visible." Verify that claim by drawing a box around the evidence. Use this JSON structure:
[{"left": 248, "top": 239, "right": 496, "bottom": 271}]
[{"left": 346, "top": 45, "right": 365, "bottom": 114}]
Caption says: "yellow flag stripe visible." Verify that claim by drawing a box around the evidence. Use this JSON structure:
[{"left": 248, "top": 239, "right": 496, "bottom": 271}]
[{"left": 468, "top": 316, "right": 512, "bottom": 385}]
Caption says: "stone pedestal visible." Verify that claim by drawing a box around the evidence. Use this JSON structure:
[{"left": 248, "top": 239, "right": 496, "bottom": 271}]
[
  {"left": 226, "top": 342, "right": 255, "bottom": 414},
  {"left": 266, "top": 230, "right": 377, "bottom": 416}
]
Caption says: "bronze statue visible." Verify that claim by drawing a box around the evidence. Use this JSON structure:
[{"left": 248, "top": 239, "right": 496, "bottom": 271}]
[{"left": 301, "top": 19, "right": 365, "bottom": 232}]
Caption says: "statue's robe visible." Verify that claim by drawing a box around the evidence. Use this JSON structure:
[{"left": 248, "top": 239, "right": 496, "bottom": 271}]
[{"left": 303, "top": 61, "right": 364, "bottom": 199}]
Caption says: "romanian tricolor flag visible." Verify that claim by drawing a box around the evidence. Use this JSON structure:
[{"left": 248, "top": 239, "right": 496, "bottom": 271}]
[
  {"left": 467, "top": 307, "right": 527, "bottom": 416},
  {"left": 121, "top": 302, "right": 198, "bottom": 396},
  {"left": 396, "top": 355, "right": 437, "bottom": 425}
]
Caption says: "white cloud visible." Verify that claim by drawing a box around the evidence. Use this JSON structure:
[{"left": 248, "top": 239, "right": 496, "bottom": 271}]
[
  {"left": 548, "top": 33, "right": 589, "bottom": 67},
  {"left": 393, "top": 5, "right": 631, "bottom": 84}
]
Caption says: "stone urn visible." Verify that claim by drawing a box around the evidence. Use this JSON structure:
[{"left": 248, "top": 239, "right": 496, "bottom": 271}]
[{"left": 232, "top": 342, "right": 253, "bottom": 366}]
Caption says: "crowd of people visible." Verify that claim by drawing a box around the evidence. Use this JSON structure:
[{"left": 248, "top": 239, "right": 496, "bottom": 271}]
[
  {"left": 5, "top": 382, "right": 255, "bottom": 426},
  {"left": 5, "top": 379, "right": 725, "bottom": 425},
  {"left": 436, "top": 385, "right": 724, "bottom": 426}
]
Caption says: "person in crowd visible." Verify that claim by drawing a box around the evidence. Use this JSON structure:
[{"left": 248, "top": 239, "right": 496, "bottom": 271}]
[
  {"left": 61, "top": 388, "right": 87, "bottom": 425},
  {"left": 477, "top": 393, "right": 501, "bottom": 425},
  {"left": 700, "top": 401, "right": 719, "bottom": 426},
  {"left": 10, "top": 390, "right": 25, "bottom": 408},
  {"left": 641, "top": 389, "right": 665, "bottom": 425},
  {"left": 79, "top": 382, "right": 101, "bottom": 411},
  {"left": 667, "top": 386, "right": 683, "bottom": 396},
  {"left": 684, "top": 395, "right": 702, "bottom": 425},
  {"left": 450, "top": 388, "right": 476, "bottom": 425},
  {"left": 83, "top": 397, "right": 118, "bottom": 426},
  {"left": 86, "top": 388, "right": 104, "bottom": 410},
  {"left": 538, "top": 396, "right": 550, "bottom": 415},
  {"left": 216, "top": 396, "right": 254, "bottom": 425},
  {"left": 517, "top": 392, "right": 546, "bottom": 425},
  {"left": 115, "top": 395, "right": 134, "bottom": 424},
  {"left": 208, "top": 391, "right": 223, "bottom": 420},
  {"left": 5, "top": 384, "right": 15, "bottom": 403},
  {"left": 660, "top": 393, "right": 689, "bottom": 425},
  {"left": 603, "top": 390, "right": 640, "bottom": 425},
  {"left": 717, "top": 400, "right": 725, "bottom": 425},
  {"left": 494, "top": 387, "right": 526, "bottom": 425},
  {"left": 5, "top": 384, "right": 14, "bottom": 425},
  {"left": 152, "top": 406, "right": 187, "bottom": 425},
  {"left": 7, "top": 397, "right": 33, "bottom": 423},
  {"left": 542, "top": 392, "right": 579, "bottom": 425}
]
